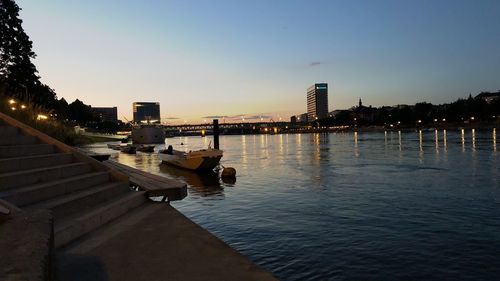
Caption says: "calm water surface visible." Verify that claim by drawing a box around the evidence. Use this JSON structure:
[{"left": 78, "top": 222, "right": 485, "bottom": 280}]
[{"left": 85, "top": 129, "right": 499, "bottom": 280}]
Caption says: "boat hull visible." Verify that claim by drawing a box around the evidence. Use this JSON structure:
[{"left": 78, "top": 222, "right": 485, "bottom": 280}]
[
  {"left": 158, "top": 149, "right": 222, "bottom": 171},
  {"left": 132, "top": 127, "right": 165, "bottom": 144}
]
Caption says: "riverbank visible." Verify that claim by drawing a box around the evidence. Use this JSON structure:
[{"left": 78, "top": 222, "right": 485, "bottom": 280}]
[
  {"left": 0, "top": 112, "right": 276, "bottom": 281},
  {"left": 57, "top": 203, "right": 276, "bottom": 281}
]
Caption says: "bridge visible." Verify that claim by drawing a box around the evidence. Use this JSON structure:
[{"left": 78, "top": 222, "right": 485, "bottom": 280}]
[{"left": 164, "top": 121, "right": 302, "bottom": 135}]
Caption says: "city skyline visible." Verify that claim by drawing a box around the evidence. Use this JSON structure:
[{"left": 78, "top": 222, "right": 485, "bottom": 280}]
[{"left": 17, "top": 0, "right": 500, "bottom": 123}]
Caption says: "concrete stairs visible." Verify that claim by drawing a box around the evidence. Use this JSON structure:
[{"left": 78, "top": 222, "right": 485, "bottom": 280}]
[{"left": 0, "top": 121, "right": 146, "bottom": 249}]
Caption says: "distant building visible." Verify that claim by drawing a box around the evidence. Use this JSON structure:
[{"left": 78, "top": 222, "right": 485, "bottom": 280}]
[
  {"left": 307, "top": 83, "right": 329, "bottom": 121},
  {"left": 329, "top": 110, "right": 346, "bottom": 118},
  {"left": 353, "top": 98, "right": 377, "bottom": 122},
  {"left": 476, "top": 91, "right": 500, "bottom": 103},
  {"left": 91, "top": 107, "right": 118, "bottom": 123},
  {"left": 298, "top": 113, "right": 308, "bottom": 123},
  {"left": 290, "top": 113, "right": 308, "bottom": 123},
  {"left": 133, "top": 102, "right": 160, "bottom": 124}
]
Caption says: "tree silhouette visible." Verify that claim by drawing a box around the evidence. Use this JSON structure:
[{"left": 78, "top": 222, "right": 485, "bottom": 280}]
[{"left": 0, "top": 0, "right": 55, "bottom": 104}]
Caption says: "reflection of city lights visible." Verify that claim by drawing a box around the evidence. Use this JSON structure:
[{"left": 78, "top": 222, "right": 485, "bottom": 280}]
[
  {"left": 443, "top": 129, "right": 447, "bottom": 150},
  {"left": 493, "top": 128, "right": 496, "bottom": 152},
  {"left": 419, "top": 130, "right": 423, "bottom": 152},
  {"left": 472, "top": 128, "right": 476, "bottom": 150}
]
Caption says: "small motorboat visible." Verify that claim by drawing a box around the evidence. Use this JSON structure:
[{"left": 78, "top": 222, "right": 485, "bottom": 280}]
[
  {"left": 107, "top": 143, "right": 121, "bottom": 150},
  {"left": 134, "top": 144, "right": 155, "bottom": 153},
  {"left": 120, "top": 144, "right": 137, "bottom": 154},
  {"left": 158, "top": 145, "right": 223, "bottom": 171}
]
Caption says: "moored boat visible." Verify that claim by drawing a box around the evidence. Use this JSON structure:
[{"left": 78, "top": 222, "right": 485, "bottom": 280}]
[
  {"left": 158, "top": 145, "right": 223, "bottom": 171},
  {"left": 107, "top": 143, "right": 121, "bottom": 150},
  {"left": 120, "top": 144, "right": 137, "bottom": 154},
  {"left": 135, "top": 144, "right": 155, "bottom": 153}
]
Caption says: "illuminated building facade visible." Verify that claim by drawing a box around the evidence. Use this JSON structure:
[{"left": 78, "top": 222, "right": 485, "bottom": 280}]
[
  {"left": 307, "top": 83, "right": 328, "bottom": 121},
  {"left": 133, "top": 102, "right": 160, "bottom": 124}
]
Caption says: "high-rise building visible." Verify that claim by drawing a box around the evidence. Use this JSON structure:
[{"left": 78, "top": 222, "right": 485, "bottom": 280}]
[
  {"left": 133, "top": 102, "right": 160, "bottom": 124},
  {"left": 91, "top": 107, "right": 118, "bottom": 123},
  {"left": 307, "top": 83, "right": 328, "bottom": 120}
]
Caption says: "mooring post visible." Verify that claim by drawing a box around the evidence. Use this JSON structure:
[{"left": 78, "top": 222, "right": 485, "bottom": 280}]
[{"left": 213, "top": 119, "right": 220, "bottom": 149}]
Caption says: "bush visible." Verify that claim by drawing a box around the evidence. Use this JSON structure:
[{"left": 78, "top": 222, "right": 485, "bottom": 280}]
[{"left": 0, "top": 94, "right": 93, "bottom": 146}]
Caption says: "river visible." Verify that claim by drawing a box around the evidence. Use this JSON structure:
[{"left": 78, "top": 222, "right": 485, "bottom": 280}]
[{"left": 84, "top": 128, "right": 499, "bottom": 280}]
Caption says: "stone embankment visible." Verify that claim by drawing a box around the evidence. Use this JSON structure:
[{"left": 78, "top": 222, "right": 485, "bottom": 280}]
[{"left": 0, "top": 112, "right": 276, "bottom": 281}]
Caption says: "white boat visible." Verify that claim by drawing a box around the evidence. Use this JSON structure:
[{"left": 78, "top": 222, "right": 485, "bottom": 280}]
[
  {"left": 132, "top": 125, "right": 165, "bottom": 144},
  {"left": 158, "top": 145, "right": 223, "bottom": 171}
]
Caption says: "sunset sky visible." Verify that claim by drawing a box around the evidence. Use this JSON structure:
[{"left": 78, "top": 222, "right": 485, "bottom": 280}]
[{"left": 18, "top": 0, "right": 500, "bottom": 123}]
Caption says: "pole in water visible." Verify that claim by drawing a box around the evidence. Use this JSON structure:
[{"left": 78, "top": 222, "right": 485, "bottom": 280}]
[{"left": 213, "top": 119, "right": 220, "bottom": 149}]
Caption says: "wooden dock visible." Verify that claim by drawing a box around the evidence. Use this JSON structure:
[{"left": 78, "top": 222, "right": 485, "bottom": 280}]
[{"left": 103, "top": 160, "right": 187, "bottom": 201}]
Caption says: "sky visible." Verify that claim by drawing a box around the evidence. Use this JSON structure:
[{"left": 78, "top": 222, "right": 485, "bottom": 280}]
[{"left": 17, "top": 0, "right": 500, "bottom": 123}]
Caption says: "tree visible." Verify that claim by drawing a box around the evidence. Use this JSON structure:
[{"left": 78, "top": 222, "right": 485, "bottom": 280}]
[
  {"left": 68, "top": 99, "right": 97, "bottom": 124},
  {"left": 0, "top": 0, "right": 55, "bottom": 104}
]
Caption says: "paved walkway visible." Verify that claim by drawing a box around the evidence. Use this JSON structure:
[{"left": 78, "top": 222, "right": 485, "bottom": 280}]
[{"left": 57, "top": 203, "right": 276, "bottom": 281}]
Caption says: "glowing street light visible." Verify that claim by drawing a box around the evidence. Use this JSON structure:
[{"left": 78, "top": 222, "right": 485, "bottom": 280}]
[
  {"left": 37, "top": 114, "right": 48, "bottom": 120},
  {"left": 470, "top": 116, "right": 475, "bottom": 120},
  {"left": 20, "top": 105, "right": 27, "bottom": 109},
  {"left": 11, "top": 107, "right": 16, "bottom": 111},
  {"left": 8, "top": 99, "right": 16, "bottom": 105},
  {"left": 417, "top": 120, "right": 422, "bottom": 123}
]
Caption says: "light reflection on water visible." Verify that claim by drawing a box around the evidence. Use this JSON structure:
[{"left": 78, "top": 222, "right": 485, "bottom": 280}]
[{"left": 83, "top": 129, "right": 499, "bottom": 281}]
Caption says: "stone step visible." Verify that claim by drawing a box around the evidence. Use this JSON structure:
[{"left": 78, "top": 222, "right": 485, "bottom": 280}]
[
  {"left": 55, "top": 191, "right": 147, "bottom": 248},
  {"left": 0, "top": 172, "right": 110, "bottom": 207},
  {"left": 0, "top": 126, "right": 19, "bottom": 137},
  {"left": 28, "top": 181, "right": 130, "bottom": 221},
  {"left": 0, "top": 153, "right": 73, "bottom": 174},
  {"left": 0, "top": 162, "right": 91, "bottom": 191},
  {"left": 0, "top": 135, "right": 38, "bottom": 146},
  {"left": 0, "top": 144, "right": 55, "bottom": 158}
]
